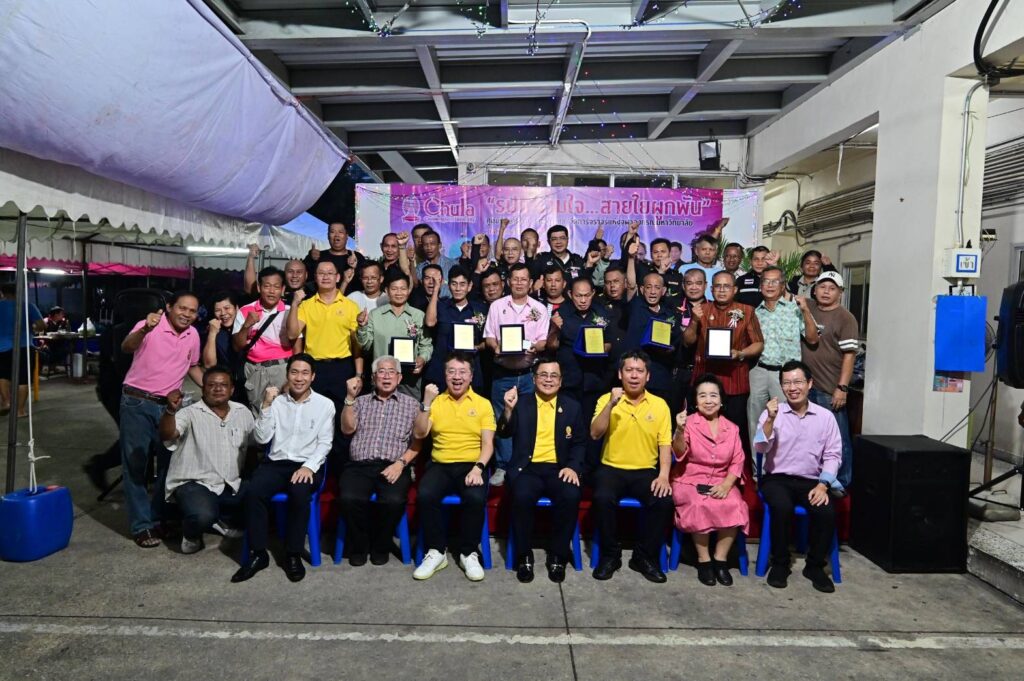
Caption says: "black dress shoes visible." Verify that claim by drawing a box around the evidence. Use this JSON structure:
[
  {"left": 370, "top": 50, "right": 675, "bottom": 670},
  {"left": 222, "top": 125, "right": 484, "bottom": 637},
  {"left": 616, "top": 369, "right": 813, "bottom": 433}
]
[
  {"left": 285, "top": 554, "right": 306, "bottom": 582},
  {"left": 696, "top": 560, "right": 716, "bottom": 586},
  {"left": 628, "top": 555, "right": 667, "bottom": 584},
  {"left": 802, "top": 566, "right": 836, "bottom": 593},
  {"left": 516, "top": 555, "right": 535, "bottom": 583},
  {"left": 713, "top": 560, "right": 733, "bottom": 586},
  {"left": 766, "top": 565, "right": 790, "bottom": 589},
  {"left": 349, "top": 553, "right": 368, "bottom": 567},
  {"left": 370, "top": 551, "right": 390, "bottom": 566},
  {"left": 231, "top": 551, "right": 269, "bottom": 583},
  {"left": 592, "top": 557, "right": 622, "bottom": 581},
  {"left": 547, "top": 559, "right": 567, "bottom": 584}
]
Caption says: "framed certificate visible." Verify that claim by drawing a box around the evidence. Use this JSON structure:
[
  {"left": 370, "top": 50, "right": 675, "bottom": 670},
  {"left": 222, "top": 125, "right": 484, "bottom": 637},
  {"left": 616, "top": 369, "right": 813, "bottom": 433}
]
[
  {"left": 452, "top": 323, "right": 476, "bottom": 352},
  {"left": 706, "top": 328, "right": 734, "bottom": 359},
  {"left": 573, "top": 325, "right": 607, "bottom": 357},
  {"left": 642, "top": 318, "right": 673, "bottom": 349},
  {"left": 499, "top": 324, "right": 526, "bottom": 355},
  {"left": 390, "top": 337, "right": 416, "bottom": 365}
]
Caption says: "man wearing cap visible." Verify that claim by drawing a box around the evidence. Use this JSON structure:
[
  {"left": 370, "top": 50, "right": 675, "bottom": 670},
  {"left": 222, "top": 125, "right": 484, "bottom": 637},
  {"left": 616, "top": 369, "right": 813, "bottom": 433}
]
[{"left": 802, "top": 270, "right": 859, "bottom": 491}]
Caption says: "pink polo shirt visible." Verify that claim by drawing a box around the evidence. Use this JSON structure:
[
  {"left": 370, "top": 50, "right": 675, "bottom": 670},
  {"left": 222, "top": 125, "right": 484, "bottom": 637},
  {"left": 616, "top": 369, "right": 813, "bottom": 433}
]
[
  {"left": 123, "top": 315, "right": 200, "bottom": 397},
  {"left": 483, "top": 295, "right": 550, "bottom": 344},
  {"left": 232, "top": 300, "right": 292, "bottom": 363}
]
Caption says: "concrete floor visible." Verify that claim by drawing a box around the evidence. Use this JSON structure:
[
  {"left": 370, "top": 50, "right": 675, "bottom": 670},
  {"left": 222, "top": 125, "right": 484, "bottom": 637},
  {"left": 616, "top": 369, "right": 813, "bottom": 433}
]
[{"left": 2, "top": 380, "right": 1024, "bottom": 681}]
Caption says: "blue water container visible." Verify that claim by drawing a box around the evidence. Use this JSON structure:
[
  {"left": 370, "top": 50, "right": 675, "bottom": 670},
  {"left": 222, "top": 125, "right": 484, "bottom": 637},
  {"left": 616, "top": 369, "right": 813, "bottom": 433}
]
[{"left": 0, "top": 486, "right": 74, "bottom": 561}]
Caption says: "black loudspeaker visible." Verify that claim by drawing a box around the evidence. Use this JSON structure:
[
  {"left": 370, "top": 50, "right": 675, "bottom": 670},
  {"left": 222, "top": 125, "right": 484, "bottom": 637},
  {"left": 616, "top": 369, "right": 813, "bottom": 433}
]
[
  {"left": 851, "top": 435, "right": 969, "bottom": 573},
  {"left": 996, "top": 280, "right": 1024, "bottom": 388}
]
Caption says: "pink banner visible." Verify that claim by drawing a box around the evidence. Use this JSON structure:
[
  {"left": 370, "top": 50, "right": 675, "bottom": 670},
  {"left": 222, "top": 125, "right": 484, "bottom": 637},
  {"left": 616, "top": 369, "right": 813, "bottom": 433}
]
[
  {"left": 382, "top": 184, "right": 724, "bottom": 258},
  {"left": 0, "top": 257, "right": 190, "bottom": 279}
]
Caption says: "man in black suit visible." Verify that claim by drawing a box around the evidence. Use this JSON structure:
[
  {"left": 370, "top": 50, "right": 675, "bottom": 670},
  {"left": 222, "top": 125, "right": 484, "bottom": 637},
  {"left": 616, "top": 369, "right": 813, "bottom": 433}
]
[{"left": 497, "top": 358, "right": 585, "bottom": 584}]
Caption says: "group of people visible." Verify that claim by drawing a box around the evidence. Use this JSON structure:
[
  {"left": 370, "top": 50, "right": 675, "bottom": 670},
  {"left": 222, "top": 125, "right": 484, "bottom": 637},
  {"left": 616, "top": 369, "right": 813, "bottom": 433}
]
[{"left": 113, "top": 218, "right": 860, "bottom": 593}]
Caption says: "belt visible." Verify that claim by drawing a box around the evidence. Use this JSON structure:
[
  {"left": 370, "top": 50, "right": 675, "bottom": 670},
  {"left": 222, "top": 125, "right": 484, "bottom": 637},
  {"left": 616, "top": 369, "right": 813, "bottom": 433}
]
[
  {"left": 316, "top": 357, "right": 353, "bottom": 364},
  {"left": 246, "top": 358, "right": 287, "bottom": 367},
  {"left": 123, "top": 385, "right": 167, "bottom": 404},
  {"left": 495, "top": 364, "right": 532, "bottom": 377},
  {"left": 757, "top": 361, "right": 783, "bottom": 371}
]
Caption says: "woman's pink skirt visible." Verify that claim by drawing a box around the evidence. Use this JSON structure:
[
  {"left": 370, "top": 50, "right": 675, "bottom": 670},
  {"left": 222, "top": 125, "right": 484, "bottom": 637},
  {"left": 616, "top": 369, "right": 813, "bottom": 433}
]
[{"left": 671, "top": 480, "right": 750, "bottom": 535}]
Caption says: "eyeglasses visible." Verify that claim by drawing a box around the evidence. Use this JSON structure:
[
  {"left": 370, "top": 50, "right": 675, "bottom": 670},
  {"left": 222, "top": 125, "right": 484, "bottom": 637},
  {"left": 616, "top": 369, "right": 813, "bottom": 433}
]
[
  {"left": 445, "top": 368, "right": 471, "bottom": 377},
  {"left": 762, "top": 280, "right": 783, "bottom": 286},
  {"left": 375, "top": 369, "right": 398, "bottom": 376},
  {"left": 781, "top": 379, "right": 808, "bottom": 387},
  {"left": 712, "top": 284, "right": 734, "bottom": 290},
  {"left": 536, "top": 372, "right": 561, "bottom": 380}
]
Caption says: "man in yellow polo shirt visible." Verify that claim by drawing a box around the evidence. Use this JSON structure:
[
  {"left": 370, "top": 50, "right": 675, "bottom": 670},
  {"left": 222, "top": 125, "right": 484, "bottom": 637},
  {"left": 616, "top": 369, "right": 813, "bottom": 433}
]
[
  {"left": 286, "top": 260, "right": 362, "bottom": 412},
  {"left": 412, "top": 352, "right": 495, "bottom": 582},
  {"left": 590, "top": 350, "right": 673, "bottom": 583}
]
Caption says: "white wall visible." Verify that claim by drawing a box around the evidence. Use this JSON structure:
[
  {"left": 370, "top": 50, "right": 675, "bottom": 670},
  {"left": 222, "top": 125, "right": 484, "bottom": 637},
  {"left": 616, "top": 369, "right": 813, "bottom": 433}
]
[{"left": 976, "top": 96, "right": 1024, "bottom": 463}]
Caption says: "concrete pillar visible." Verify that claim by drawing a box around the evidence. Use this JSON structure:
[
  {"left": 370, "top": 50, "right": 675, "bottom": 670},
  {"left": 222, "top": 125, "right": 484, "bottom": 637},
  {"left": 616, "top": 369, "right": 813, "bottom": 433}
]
[{"left": 861, "top": 77, "right": 989, "bottom": 445}]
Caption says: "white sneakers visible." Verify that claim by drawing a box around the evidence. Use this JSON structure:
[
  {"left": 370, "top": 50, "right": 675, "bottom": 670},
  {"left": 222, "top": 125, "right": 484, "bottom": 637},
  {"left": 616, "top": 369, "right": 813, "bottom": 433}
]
[
  {"left": 413, "top": 549, "right": 485, "bottom": 582},
  {"left": 180, "top": 536, "right": 204, "bottom": 554},
  {"left": 413, "top": 549, "right": 449, "bottom": 580},
  {"left": 489, "top": 468, "right": 506, "bottom": 487},
  {"left": 459, "top": 553, "right": 485, "bottom": 582}
]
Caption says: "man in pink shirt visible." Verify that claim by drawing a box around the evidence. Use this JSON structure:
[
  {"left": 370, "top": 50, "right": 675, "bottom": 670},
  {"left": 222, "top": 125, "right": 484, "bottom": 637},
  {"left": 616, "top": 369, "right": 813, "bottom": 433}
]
[
  {"left": 120, "top": 291, "right": 203, "bottom": 548},
  {"left": 232, "top": 266, "right": 298, "bottom": 414},
  {"left": 754, "top": 359, "right": 841, "bottom": 593},
  {"left": 483, "top": 262, "right": 550, "bottom": 485}
]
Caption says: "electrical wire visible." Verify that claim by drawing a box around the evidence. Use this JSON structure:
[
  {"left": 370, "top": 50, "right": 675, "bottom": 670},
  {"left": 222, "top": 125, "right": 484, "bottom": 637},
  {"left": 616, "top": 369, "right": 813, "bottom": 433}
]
[
  {"left": 938, "top": 376, "right": 996, "bottom": 443},
  {"left": 974, "top": 0, "right": 1024, "bottom": 79}
]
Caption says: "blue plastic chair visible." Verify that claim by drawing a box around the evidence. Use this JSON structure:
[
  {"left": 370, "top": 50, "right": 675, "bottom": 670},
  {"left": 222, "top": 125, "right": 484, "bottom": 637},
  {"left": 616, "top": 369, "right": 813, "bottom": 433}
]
[
  {"left": 669, "top": 527, "right": 749, "bottom": 576},
  {"left": 240, "top": 469, "right": 327, "bottom": 567},
  {"left": 589, "top": 496, "right": 669, "bottom": 572},
  {"left": 754, "top": 452, "right": 842, "bottom": 582},
  {"left": 504, "top": 496, "right": 584, "bottom": 572},
  {"left": 415, "top": 493, "right": 493, "bottom": 569},
  {"left": 333, "top": 492, "right": 412, "bottom": 565}
]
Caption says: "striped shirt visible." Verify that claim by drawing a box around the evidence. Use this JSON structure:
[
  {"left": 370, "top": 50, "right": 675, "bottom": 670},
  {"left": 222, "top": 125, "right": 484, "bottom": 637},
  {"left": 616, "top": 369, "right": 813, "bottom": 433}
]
[
  {"left": 348, "top": 390, "right": 419, "bottom": 462},
  {"left": 163, "top": 400, "right": 254, "bottom": 500}
]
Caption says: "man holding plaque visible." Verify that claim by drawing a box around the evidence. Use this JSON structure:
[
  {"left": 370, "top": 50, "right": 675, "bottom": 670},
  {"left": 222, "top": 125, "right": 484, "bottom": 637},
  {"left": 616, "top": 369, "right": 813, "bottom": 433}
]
[
  {"left": 483, "top": 263, "right": 550, "bottom": 486},
  {"left": 424, "top": 266, "right": 487, "bottom": 393},
  {"left": 622, "top": 261, "right": 680, "bottom": 405},
  {"left": 356, "top": 271, "right": 432, "bottom": 399},
  {"left": 589, "top": 351, "right": 674, "bottom": 583},
  {"left": 547, "top": 277, "right": 611, "bottom": 440},
  {"left": 683, "top": 271, "right": 763, "bottom": 465}
]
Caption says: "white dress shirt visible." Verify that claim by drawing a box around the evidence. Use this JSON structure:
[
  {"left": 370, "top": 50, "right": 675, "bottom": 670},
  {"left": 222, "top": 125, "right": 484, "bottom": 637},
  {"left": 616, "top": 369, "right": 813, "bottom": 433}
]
[{"left": 254, "top": 389, "right": 335, "bottom": 473}]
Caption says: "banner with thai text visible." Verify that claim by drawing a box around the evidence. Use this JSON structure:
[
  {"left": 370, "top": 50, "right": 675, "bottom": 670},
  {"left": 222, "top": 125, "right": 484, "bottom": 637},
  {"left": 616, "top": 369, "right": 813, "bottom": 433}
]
[{"left": 355, "top": 184, "right": 761, "bottom": 260}]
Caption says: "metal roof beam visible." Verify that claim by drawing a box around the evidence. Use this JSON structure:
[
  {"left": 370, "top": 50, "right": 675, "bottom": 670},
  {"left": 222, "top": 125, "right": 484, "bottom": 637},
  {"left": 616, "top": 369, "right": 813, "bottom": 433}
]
[
  {"left": 353, "top": 0, "right": 377, "bottom": 28},
  {"left": 378, "top": 150, "right": 426, "bottom": 184},
  {"left": 648, "top": 39, "right": 743, "bottom": 140},
  {"left": 632, "top": 1, "right": 653, "bottom": 26},
  {"left": 550, "top": 41, "right": 586, "bottom": 147},
  {"left": 416, "top": 45, "right": 459, "bottom": 161}
]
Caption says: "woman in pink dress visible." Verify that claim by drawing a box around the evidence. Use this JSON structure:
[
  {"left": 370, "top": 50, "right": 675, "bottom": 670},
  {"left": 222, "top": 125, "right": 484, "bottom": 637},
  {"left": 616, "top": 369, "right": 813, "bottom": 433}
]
[{"left": 671, "top": 373, "right": 749, "bottom": 586}]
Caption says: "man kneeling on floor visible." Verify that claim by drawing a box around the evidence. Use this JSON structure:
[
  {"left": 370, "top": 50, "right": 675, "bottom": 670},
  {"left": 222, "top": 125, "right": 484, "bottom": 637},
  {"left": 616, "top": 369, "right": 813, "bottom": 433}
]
[
  {"left": 589, "top": 350, "right": 673, "bottom": 583},
  {"left": 755, "top": 359, "right": 841, "bottom": 593},
  {"left": 232, "top": 353, "right": 335, "bottom": 584},
  {"left": 338, "top": 355, "right": 421, "bottom": 566},
  {"left": 160, "top": 366, "right": 254, "bottom": 554},
  {"left": 498, "top": 357, "right": 585, "bottom": 583},
  {"left": 412, "top": 352, "right": 495, "bottom": 582}
]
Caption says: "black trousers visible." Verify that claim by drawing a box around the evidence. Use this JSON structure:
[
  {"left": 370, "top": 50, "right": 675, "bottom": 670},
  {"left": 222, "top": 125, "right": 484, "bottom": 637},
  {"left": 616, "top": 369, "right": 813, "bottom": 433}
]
[
  {"left": 173, "top": 481, "right": 244, "bottom": 541},
  {"left": 312, "top": 358, "right": 355, "bottom": 464},
  {"left": 723, "top": 392, "right": 751, "bottom": 461},
  {"left": 509, "top": 463, "right": 582, "bottom": 563},
  {"left": 417, "top": 462, "right": 488, "bottom": 557},
  {"left": 564, "top": 387, "right": 604, "bottom": 474},
  {"left": 337, "top": 459, "right": 412, "bottom": 556},
  {"left": 243, "top": 459, "right": 323, "bottom": 555},
  {"left": 761, "top": 474, "right": 836, "bottom": 569},
  {"left": 591, "top": 464, "right": 673, "bottom": 563}
]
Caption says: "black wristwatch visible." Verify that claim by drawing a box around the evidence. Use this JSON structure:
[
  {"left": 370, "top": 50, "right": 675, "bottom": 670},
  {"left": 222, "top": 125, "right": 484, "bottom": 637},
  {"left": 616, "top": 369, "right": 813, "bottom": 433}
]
[
  {"left": 837, "top": 384, "right": 849, "bottom": 393},
  {"left": 473, "top": 462, "right": 486, "bottom": 471}
]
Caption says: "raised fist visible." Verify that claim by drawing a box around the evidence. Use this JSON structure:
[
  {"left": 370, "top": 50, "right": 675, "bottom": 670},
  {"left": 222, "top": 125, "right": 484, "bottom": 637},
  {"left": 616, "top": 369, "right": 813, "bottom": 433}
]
[
  {"left": 165, "top": 389, "right": 184, "bottom": 413},
  {"left": 766, "top": 397, "right": 779, "bottom": 420},
  {"left": 595, "top": 224, "right": 605, "bottom": 240},
  {"left": 503, "top": 386, "right": 518, "bottom": 410},
  {"left": 292, "top": 287, "right": 306, "bottom": 304},
  {"left": 346, "top": 376, "right": 363, "bottom": 399},
  {"left": 472, "top": 233, "right": 485, "bottom": 245},
  {"left": 396, "top": 231, "right": 410, "bottom": 247},
  {"left": 357, "top": 309, "right": 369, "bottom": 327},
  {"left": 627, "top": 240, "right": 639, "bottom": 257},
  {"left": 263, "top": 385, "right": 280, "bottom": 407},
  {"left": 309, "top": 245, "right": 320, "bottom": 260},
  {"left": 794, "top": 295, "right": 809, "bottom": 311},
  {"left": 766, "top": 250, "right": 780, "bottom": 266},
  {"left": 499, "top": 218, "right": 510, "bottom": 229},
  {"left": 690, "top": 302, "right": 704, "bottom": 321},
  {"left": 585, "top": 250, "right": 601, "bottom": 267},
  {"left": 610, "top": 387, "right": 624, "bottom": 406},
  {"left": 551, "top": 312, "right": 563, "bottom": 329},
  {"left": 145, "top": 311, "right": 163, "bottom": 330},
  {"left": 244, "top": 309, "right": 262, "bottom": 328},
  {"left": 207, "top": 318, "right": 222, "bottom": 332},
  {"left": 423, "top": 383, "right": 440, "bottom": 404},
  {"left": 628, "top": 221, "right": 640, "bottom": 234},
  {"left": 821, "top": 255, "right": 833, "bottom": 267},
  {"left": 343, "top": 268, "right": 356, "bottom": 285},
  {"left": 248, "top": 243, "right": 260, "bottom": 258}
]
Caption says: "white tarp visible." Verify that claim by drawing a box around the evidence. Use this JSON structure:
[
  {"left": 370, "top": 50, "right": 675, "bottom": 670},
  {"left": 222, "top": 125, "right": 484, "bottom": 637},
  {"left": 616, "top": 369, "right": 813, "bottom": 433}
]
[{"left": 0, "top": 0, "right": 347, "bottom": 225}]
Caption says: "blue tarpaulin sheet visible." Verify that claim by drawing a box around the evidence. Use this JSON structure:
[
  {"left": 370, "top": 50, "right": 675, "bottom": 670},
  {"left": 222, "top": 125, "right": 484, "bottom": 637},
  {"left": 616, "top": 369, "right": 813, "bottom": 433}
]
[{"left": 934, "top": 295, "right": 987, "bottom": 373}]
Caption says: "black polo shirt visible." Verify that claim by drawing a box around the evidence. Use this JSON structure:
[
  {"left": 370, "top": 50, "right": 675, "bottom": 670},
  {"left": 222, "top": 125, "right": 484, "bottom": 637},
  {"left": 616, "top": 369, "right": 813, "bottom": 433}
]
[
  {"left": 735, "top": 271, "right": 763, "bottom": 308},
  {"left": 554, "top": 302, "right": 612, "bottom": 394},
  {"left": 531, "top": 251, "right": 586, "bottom": 282}
]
